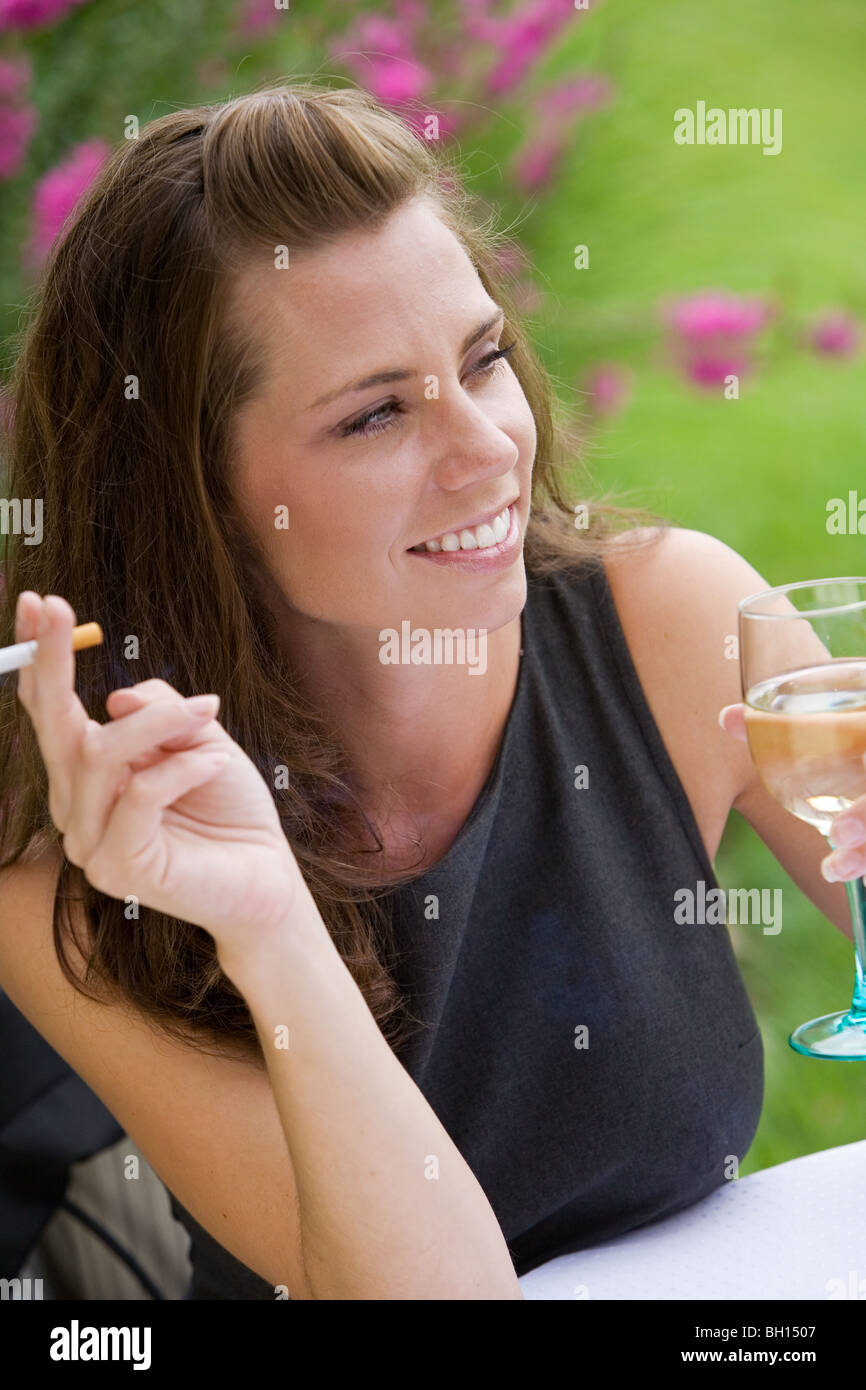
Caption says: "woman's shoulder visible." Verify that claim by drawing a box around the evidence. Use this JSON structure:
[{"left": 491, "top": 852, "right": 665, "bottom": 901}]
[{"left": 598, "top": 525, "right": 766, "bottom": 859}]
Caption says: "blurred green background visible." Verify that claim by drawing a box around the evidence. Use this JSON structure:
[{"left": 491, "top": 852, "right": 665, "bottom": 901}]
[{"left": 2, "top": 0, "right": 864, "bottom": 1175}]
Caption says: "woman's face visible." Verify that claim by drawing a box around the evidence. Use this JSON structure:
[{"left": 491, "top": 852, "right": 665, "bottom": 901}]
[{"left": 230, "top": 196, "right": 536, "bottom": 644}]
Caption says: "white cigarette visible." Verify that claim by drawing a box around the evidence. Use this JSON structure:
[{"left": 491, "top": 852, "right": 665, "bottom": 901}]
[{"left": 0, "top": 621, "right": 103, "bottom": 675}]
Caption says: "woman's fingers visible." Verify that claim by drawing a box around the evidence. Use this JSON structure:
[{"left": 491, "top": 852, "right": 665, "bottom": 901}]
[
  {"left": 821, "top": 782, "right": 866, "bottom": 879},
  {"left": 30, "top": 594, "right": 79, "bottom": 727},
  {"left": 14, "top": 590, "right": 43, "bottom": 710},
  {"left": 718, "top": 703, "right": 747, "bottom": 741},
  {"left": 62, "top": 696, "right": 220, "bottom": 867},
  {"left": 84, "top": 747, "right": 230, "bottom": 900},
  {"left": 16, "top": 593, "right": 90, "bottom": 829},
  {"left": 106, "top": 679, "right": 182, "bottom": 719},
  {"left": 106, "top": 680, "right": 216, "bottom": 751}
]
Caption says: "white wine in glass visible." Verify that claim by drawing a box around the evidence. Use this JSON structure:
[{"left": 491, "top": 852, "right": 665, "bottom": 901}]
[{"left": 739, "top": 579, "right": 866, "bottom": 1059}]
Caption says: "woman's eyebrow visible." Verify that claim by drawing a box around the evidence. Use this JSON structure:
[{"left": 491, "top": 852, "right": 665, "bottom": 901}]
[{"left": 306, "top": 305, "right": 505, "bottom": 412}]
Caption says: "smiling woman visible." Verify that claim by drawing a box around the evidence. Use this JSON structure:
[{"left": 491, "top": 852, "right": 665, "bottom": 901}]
[{"left": 0, "top": 78, "right": 722, "bottom": 1301}]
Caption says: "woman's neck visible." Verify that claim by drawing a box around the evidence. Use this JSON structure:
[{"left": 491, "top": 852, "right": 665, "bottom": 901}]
[{"left": 281, "top": 610, "right": 523, "bottom": 875}]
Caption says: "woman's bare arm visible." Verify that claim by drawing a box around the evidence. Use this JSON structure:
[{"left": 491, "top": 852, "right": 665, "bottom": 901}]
[
  {"left": 220, "top": 879, "right": 523, "bottom": 1300},
  {"left": 0, "top": 848, "right": 523, "bottom": 1300}
]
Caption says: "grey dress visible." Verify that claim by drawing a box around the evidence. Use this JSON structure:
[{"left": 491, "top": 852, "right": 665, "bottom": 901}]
[{"left": 167, "top": 557, "right": 764, "bottom": 1298}]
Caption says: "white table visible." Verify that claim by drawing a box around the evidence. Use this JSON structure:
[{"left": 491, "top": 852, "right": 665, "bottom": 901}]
[{"left": 519, "top": 1139, "right": 866, "bottom": 1299}]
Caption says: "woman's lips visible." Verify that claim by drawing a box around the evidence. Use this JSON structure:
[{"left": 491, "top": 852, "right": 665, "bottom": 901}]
[{"left": 405, "top": 503, "right": 521, "bottom": 572}]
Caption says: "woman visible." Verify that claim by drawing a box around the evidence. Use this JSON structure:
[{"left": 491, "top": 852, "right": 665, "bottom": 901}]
[{"left": 0, "top": 81, "right": 855, "bottom": 1300}]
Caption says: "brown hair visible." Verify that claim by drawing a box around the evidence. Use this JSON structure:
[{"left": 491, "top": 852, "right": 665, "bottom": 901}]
[{"left": 0, "top": 79, "right": 668, "bottom": 1065}]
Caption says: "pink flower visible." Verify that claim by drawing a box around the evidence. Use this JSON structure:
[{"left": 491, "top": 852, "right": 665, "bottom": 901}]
[
  {"left": 0, "top": 53, "right": 31, "bottom": 101},
  {"left": 399, "top": 105, "right": 462, "bottom": 142},
  {"left": 580, "top": 362, "right": 632, "bottom": 416},
  {"left": 534, "top": 74, "right": 613, "bottom": 121},
  {"left": 347, "top": 13, "right": 418, "bottom": 58},
  {"left": 663, "top": 290, "right": 773, "bottom": 389},
  {"left": 666, "top": 291, "right": 770, "bottom": 340},
  {"left": 367, "top": 58, "right": 433, "bottom": 106},
  {"left": 393, "top": 0, "right": 426, "bottom": 25},
  {"left": 684, "top": 355, "right": 751, "bottom": 387},
  {"left": 0, "top": 100, "right": 37, "bottom": 179},
  {"left": 331, "top": 14, "right": 433, "bottom": 110},
  {"left": 512, "top": 131, "right": 563, "bottom": 190},
  {"left": 0, "top": 0, "right": 89, "bottom": 30},
  {"left": 0, "top": 57, "right": 37, "bottom": 180},
  {"left": 486, "top": 0, "right": 579, "bottom": 96},
  {"left": 807, "top": 310, "right": 861, "bottom": 358},
  {"left": 28, "top": 136, "right": 110, "bottom": 263},
  {"left": 512, "top": 73, "right": 614, "bottom": 190},
  {"left": 492, "top": 239, "right": 530, "bottom": 278},
  {"left": 234, "top": 0, "right": 283, "bottom": 35}
]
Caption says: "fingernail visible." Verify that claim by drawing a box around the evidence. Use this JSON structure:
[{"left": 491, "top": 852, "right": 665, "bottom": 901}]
[
  {"left": 831, "top": 817, "right": 864, "bottom": 848},
  {"left": 186, "top": 693, "right": 220, "bottom": 718},
  {"left": 718, "top": 706, "right": 729, "bottom": 729},
  {"left": 822, "top": 850, "right": 862, "bottom": 881}
]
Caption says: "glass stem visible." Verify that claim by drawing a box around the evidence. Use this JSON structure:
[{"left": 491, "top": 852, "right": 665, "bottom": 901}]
[{"left": 843, "top": 876, "right": 866, "bottom": 1019}]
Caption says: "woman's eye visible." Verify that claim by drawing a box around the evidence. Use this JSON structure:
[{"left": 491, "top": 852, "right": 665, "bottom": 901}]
[
  {"left": 340, "top": 341, "right": 517, "bottom": 439},
  {"left": 340, "top": 402, "right": 399, "bottom": 439}
]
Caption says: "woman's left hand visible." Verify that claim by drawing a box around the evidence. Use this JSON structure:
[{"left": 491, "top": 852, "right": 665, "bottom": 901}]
[
  {"left": 717, "top": 699, "right": 866, "bottom": 883},
  {"left": 718, "top": 703, "right": 747, "bottom": 741}
]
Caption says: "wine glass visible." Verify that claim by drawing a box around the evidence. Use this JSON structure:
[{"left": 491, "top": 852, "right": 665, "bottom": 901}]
[{"left": 739, "top": 576, "right": 866, "bottom": 1060}]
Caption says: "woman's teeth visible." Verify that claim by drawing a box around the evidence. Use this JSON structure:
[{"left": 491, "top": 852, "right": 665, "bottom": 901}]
[{"left": 412, "top": 505, "right": 511, "bottom": 553}]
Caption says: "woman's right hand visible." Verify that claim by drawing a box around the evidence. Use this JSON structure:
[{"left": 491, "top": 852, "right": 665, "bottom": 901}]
[{"left": 14, "top": 593, "right": 307, "bottom": 965}]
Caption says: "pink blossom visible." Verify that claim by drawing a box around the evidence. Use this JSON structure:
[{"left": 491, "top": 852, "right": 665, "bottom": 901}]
[
  {"left": 663, "top": 290, "right": 773, "bottom": 389},
  {"left": 367, "top": 58, "right": 433, "bottom": 106},
  {"left": 393, "top": 0, "right": 426, "bottom": 26},
  {"left": 807, "top": 310, "right": 862, "bottom": 358},
  {"left": 580, "top": 363, "right": 632, "bottom": 416},
  {"left": 399, "top": 105, "right": 462, "bottom": 142},
  {"left": 684, "top": 355, "right": 751, "bottom": 388},
  {"left": 486, "top": 0, "right": 578, "bottom": 96},
  {"left": 348, "top": 14, "right": 418, "bottom": 58},
  {"left": 0, "top": 0, "right": 89, "bottom": 30},
  {"left": 331, "top": 14, "right": 433, "bottom": 110},
  {"left": 0, "top": 54, "right": 31, "bottom": 101},
  {"left": 28, "top": 137, "right": 110, "bottom": 262},
  {"left": 666, "top": 291, "right": 770, "bottom": 339},
  {"left": 512, "top": 73, "right": 614, "bottom": 192},
  {"left": 492, "top": 239, "right": 530, "bottom": 278},
  {"left": 534, "top": 74, "right": 613, "bottom": 121},
  {"left": 234, "top": 0, "right": 283, "bottom": 35},
  {"left": 0, "top": 101, "right": 37, "bottom": 179},
  {"left": 512, "top": 132, "right": 563, "bottom": 190}
]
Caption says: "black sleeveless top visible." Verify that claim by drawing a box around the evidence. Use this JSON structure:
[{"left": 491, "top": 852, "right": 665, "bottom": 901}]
[{"left": 167, "top": 556, "right": 764, "bottom": 1298}]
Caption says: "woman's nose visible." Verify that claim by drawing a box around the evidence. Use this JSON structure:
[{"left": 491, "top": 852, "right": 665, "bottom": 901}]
[{"left": 427, "top": 406, "right": 518, "bottom": 492}]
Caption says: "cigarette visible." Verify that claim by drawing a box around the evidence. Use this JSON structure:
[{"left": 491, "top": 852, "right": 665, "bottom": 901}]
[{"left": 0, "top": 621, "right": 103, "bottom": 675}]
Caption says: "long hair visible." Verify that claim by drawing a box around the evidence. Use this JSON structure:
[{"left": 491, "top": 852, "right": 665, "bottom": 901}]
[{"left": 0, "top": 80, "right": 668, "bottom": 1064}]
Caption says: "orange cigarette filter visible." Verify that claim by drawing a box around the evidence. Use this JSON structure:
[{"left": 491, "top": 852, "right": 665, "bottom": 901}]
[{"left": 72, "top": 622, "right": 103, "bottom": 653}]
